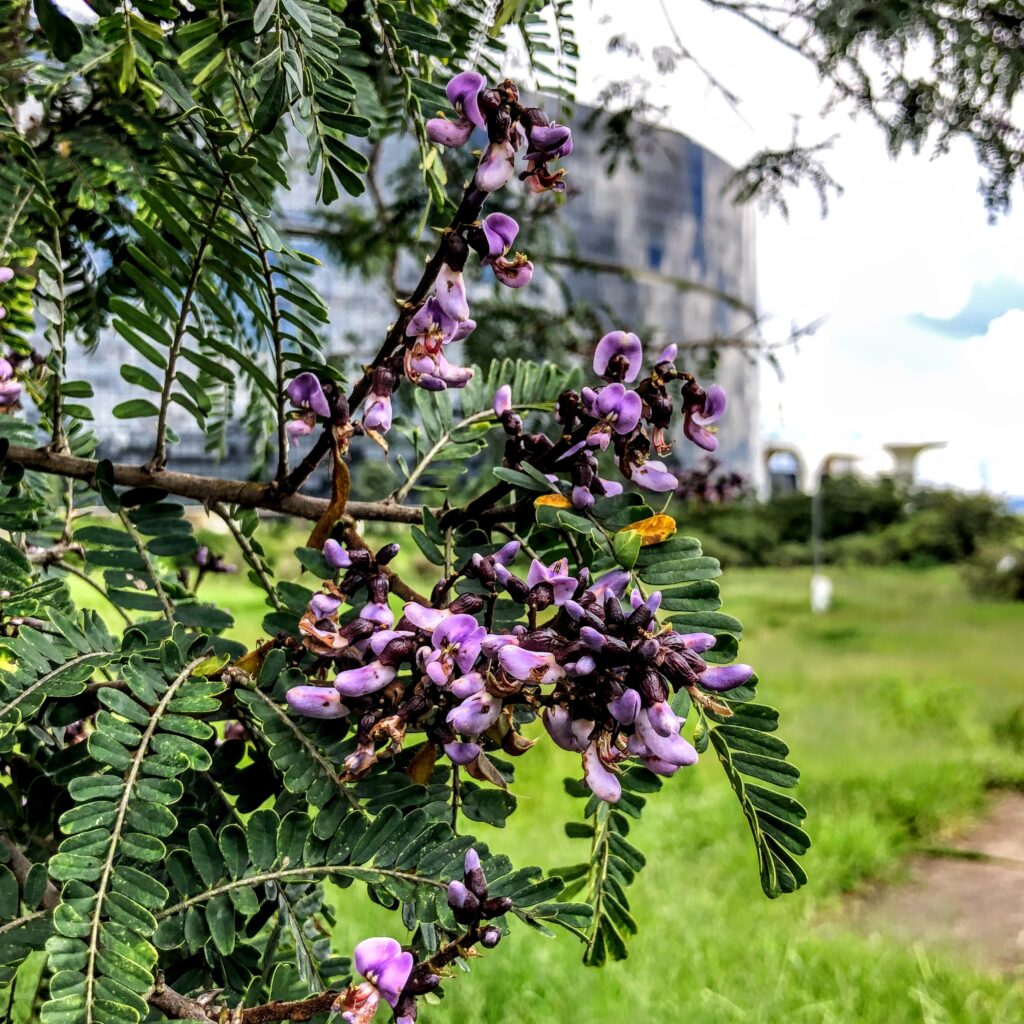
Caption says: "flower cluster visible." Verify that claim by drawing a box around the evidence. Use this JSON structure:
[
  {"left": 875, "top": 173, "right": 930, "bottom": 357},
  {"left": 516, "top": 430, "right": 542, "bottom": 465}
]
[
  {"left": 370, "top": 73, "right": 570, "bottom": 428},
  {"left": 338, "top": 849, "right": 504, "bottom": 1024},
  {"left": 284, "top": 371, "right": 332, "bottom": 445},
  {"left": 286, "top": 531, "right": 753, "bottom": 803}
]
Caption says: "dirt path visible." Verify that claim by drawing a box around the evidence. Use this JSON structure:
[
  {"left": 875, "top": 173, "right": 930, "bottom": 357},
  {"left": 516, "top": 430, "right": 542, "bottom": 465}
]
[{"left": 847, "top": 792, "right": 1024, "bottom": 968}]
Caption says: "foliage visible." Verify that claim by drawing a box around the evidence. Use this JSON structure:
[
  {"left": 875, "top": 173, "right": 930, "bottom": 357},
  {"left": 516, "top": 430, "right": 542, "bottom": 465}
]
[
  {"left": 684, "top": 476, "right": 1017, "bottom": 569},
  {"left": 0, "top": 4, "right": 806, "bottom": 1024}
]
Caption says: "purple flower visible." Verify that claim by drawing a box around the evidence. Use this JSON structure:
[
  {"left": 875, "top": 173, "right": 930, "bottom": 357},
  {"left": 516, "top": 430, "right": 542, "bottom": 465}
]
[
  {"left": 498, "top": 646, "right": 564, "bottom": 684},
  {"left": 406, "top": 297, "right": 458, "bottom": 354},
  {"left": 286, "top": 372, "right": 330, "bottom": 418},
  {"left": 698, "top": 663, "right": 754, "bottom": 692},
  {"left": 342, "top": 937, "right": 414, "bottom": 1024},
  {"left": 593, "top": 331, "right": 643, "bottom": 383},
  {"left": 476, "top": 140, "right": 516, "bottom": 192},
  {"left": 480, "top": 213, "right": 519, "bottom": 261},
  {"left": 435, "top": 264, "right": 470, "bottom": 321},
  {"left": 582, "top": 383, "right": 642, "bottom": 449},
  {"left": 323, "top": 539, "right": 352, "bottom": 570},
  {"left": 526, "top": 557, "right": 577, "bottom": 606},
  {"left": 630, "top": 589, "right": 662, "bottom": 614},
  {"left": 629, "top": 459, "right": 679, "bottom": 493},
  {"left": 582, "top": 742, "right": 621, "bottom": 803},
  {"left": 446, "top": 70, "right": 487, "bottom": 129},
  {"left": 422, "top": 613, "right": 485, "bottom": 687},
  {"left": 447, "top": 691, "right": 502, "bottom": 735},
  {"left": 658, "top": 343, "right": 678, "bottom": 364},
  {"left": 286, "top": 686, "right": 349, "bottom": 720},
  {"left": 335, "top": 661, "right": 397, "bottom": 697},
  {"left": 426, "top": 116, "right": 474, "bottom": 148},
  {"left": 406, "top": 349, "right": 474, "bottom": 391},
  {"left": 402, "top": 604, "right": 449, "bottom": 632},
  {"left": 493, "top": 385, "right": 512, "bottom": 417},
  {"left": 684, "top": 384, "right": 726, "bottom": 452},
  {"left": 0, "top": 356, "right": 12, "bottom": 380}
]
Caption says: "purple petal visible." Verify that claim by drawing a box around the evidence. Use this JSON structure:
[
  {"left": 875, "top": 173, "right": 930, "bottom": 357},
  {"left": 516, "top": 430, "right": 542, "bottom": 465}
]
[
  {"left": 309, "top": 593, "right": 342, "bottom": 620},
  {"left": 335, "top": 661, "right": 396, "bottom": 697},
  {"left": 493, "top": 540, "right": 520, "bottom": 565},
  {"left": 530, "top": 122, "right": 572, "bottom": 153},
  {"left": 608, "top": 689, "right": 640, "bottom": 725},
  {"left": 544, "top": 706, "right": 586, "bottom": 752},
  {"left": 569, "top": 655, "right": 597, "bottom": 676},
  {"left": 0, "top": 357, "right": 12, "bottom": 381},
  {"left": 699, "top": 664, "right": 754, "bottom": 692},
  {"left": 426, "top": 115, "right": 474, "bottom": 148},
  {"left": 493, "top": 384, "right": 512, "bottom": 416},
  {"left": 481, "top": 212, "right": 519, "bottom": 258},
  {"left": 475, "top": 140, "right": 516, "bottom": 192},
  {"left": 354, "top": 937, "right": 402, "bottom": 979},
  {"left": 450, "top": 671, "right": 485, "bottom": 698},
  {"left": 629, "top": 460, "right": 679, "bottom": 493},
  {"left": 444, "top": 741, "right": 481, "bottom": 765},
  {"left": 580, "top": 627, "right": 605, "bottom": 651},
  {"left": 635, "top": 710, "right": 697, "bottom": 766},
  {"left": 588, "top": 569, "right": 630, "bottom": 600},
  {"left": 322, "top": 539, "right": 351, "bottom": 569},
  {"left": 286, "top": 372, "right": 330, "bottom": 417},
  {"left": 571, "top": 485, "right": 595, "bottom": 510},
  {"left": 286, "top": 418, "right": 314, "bottom": 444},
  {"left": 435, "top": 265, "right": 469, "bottom": 322},
  {"left": 446, "top": 70, "right": 486, "bottom": 129},
  {"left": 433, "top": 613, "right": 481, "bottom": 648},
  {"left": 436, "top": 353, "right": 473, "bottom": 388},
  {"left": 407, "top": 296, "right": 456, "bottom": 341},
  {"left": 644, "top": 757, "right": 682, "bottom": 777},
  {"left": 498, "top": 646, "right": 564, "bottom": 684},
  {"left": 698, "top": 384, "right": 727, "bottom": 424},
  {"left": 683, "top": 415, "right": 719, "bottom": 452},
  {"left": 364, "top": 393, "right": 392, "bottom": 432},
  {"left": 447, "top": 879, "right": 473, "bottom": 908},
  {"left": 369, "top": 629, "right": 414, "bottom": 656},
  {"left": 493, "top": 258, "right": 534, "bottom": 288},
  {"left": 647, "top": 700, "right": 681, "bottom": 737},
  {"left": 658, "top": 343, "right": 678, "bottom": 364},
  {"left": 447, "top": 692, "right": 502, "bottom": 735},
  {"left": 598, "top": 478, "right": 624, "bottom": 497},
  {"left": 0, "top": 268, "right": 13, "bottom": 284},
  {"left": 375, "top": 950, "right": 414, "bottom": 1007},
  {"left": 676, "top": 632, "right": 717, "bottom": 653},
  {"left": 403, "top": 604, "right": 448, "bottom": 632},
  {"left": 286, "top": 686, "right": 349, "bottom": 719},
  {"left": 451, "top": 318, "right": 476, "bottom": 342},
  {"left": 482, "top": 633, "right": 517, "bottom": 658},
  {"left": 593, "top": 331, "right": 643, "bottom": 383},
  {"left": 359, "top": 602, "right": 394, "bottom": 628},
  {"left": 465, "top": 848, "right": 481, "bottom": 874},
  {"left": 582, "top": 743, "right": 621, "bottom": 803}
]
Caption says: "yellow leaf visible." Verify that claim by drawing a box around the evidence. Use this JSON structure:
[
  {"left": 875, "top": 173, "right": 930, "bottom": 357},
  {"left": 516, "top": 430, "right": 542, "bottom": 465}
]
[
  {"left": 534, "top": 493, "right": 571, "bottom": 509},
  {"left": 620, "top": 514, "right": 677, "bottom": 547}
]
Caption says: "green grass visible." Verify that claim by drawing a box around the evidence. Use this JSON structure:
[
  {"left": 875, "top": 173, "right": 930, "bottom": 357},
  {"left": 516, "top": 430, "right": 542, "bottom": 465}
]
[{"left": 67, "top": 550, "right": 1024, "bottom": 1021}]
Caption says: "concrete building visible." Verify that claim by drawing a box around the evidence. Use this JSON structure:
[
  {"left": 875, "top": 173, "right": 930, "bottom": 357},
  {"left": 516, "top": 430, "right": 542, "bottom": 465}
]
[{"left": 72, "top": 102, "right": 760, "bottom": 489}]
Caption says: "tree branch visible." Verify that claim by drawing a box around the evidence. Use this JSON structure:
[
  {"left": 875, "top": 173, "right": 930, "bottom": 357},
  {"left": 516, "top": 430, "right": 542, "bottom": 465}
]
[{"left": 3, "top": 445, "right": 519, "bottom": 528}]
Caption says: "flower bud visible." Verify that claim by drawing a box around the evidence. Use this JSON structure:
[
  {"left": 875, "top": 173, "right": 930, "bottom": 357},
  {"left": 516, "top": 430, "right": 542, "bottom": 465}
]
[
  {"left": 480, "top": 896, "right": 512, "bottom": 918},
  {"left": 464, "top": 848, "right": 488, "bottom": 899},
  {"left": 376, "top": 543, "right": 400, "bottom": 565},
  {"left": 447, "top": 880, "right": 480, "bottom": 924},
  {"left": 480, "top": 926, "right": 502, "bottom": 948},
  {"left": 449, "top": 593, "right": 485, "bottom": 616}
]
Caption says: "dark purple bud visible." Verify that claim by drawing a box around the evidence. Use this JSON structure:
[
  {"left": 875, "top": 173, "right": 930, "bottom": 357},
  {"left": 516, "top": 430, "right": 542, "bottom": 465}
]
[
  {"left": 480, "top": 926, "right": 502, "bottom": 948},
  {"left": 464, "top": 848, "right": 488, "bottom": 899},
  {"left": 447, "top": 880, "right": 480, "bottom": 923},
  {"left": 376, "top": 543, "right": 400, "bottom": 565},
  {"left": 637, "top": 638, "right": 660, "bottom": 662},
  {"left": 639, "top": 670, "right": 668, "bottom": 705},
  {"left": 449, "top": 593, "right": 486, "bottom": 616},
  {"left": 377, "top": 635, "right": 418, "bottom": 667},
  {"left": 480, "top": 896, "right": 512, "bottom": 918}
]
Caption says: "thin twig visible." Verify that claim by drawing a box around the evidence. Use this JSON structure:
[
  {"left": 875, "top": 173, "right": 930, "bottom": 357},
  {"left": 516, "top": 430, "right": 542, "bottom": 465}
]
[
  {"left": 210, "top": 500, "right": 284, "bottom": 611},
  {"left": 117, "top": 509, "right": 174, "bottom": 622}
]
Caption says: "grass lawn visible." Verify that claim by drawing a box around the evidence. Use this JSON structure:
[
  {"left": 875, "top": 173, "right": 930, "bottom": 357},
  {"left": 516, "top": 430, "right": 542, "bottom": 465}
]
[{"left": 67, "top": 551, "right": 1024, "bottom": 1021}]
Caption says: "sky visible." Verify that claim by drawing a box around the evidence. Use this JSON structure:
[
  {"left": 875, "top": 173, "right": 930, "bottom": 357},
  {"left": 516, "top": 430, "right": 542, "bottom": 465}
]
[{"left": 530, "top": 0, "right": 1024, "bottom": 495}]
